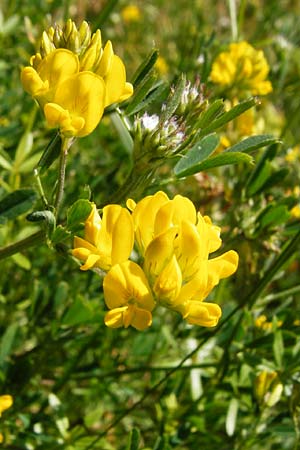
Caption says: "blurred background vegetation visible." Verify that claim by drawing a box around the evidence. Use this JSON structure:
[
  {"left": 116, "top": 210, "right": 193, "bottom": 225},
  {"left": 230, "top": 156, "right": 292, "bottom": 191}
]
[{"left": 0, "top": 0, "right": 300, "bottom": 449}]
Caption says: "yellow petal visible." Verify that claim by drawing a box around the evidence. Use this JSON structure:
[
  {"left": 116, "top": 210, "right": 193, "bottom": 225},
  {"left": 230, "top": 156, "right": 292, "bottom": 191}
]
[
  {"left": 96, "top": 40, "right": 113, "bottom": 77},
  {"left": 79, "top": 253, "right": 101, "bottom": 271},
  {"left": 48, "top": 71, "right": 106, "bottom": 137},
  {"left": 0, "top": 395, "right": 13, "bottom": 416},
  {"left": 104, "top": 306, "right": 127, "bottom": 328},
  {"left": 143, "top": 227, "right": 178, "bottom": 283},
  {"left": 38, "top": 49, "right": 79, "bottom": 92},
  {"left": 101, "top": 205, "right": 134, "bottom": 265},
  {"left": 104, "top": 305, "right": 153, "bottom": 330},
  {"left": 184, "top": 301, "right": 222, "bottom": 327},
  {"left": 103, "top": 261, "right": 155, "bottom": 311},
  {"left": 44, "top": 103, "right": 85, "bottom": 136},
  {"left": 131, "top": 191, "right": 170, "bottom": 254},
  {"left": 153, "top": 255, "right": 182, "bottom": 305},
  {"left": 175, "top": 262, "right": 208, "bottom": 305},
  {"left": 84, "top": 204, "right": 102, "bottom": 245},
  {"left": 174, "top": 220, "right": 202, "bottom": 281},
  {"left": 21, "top": 67, "right": 49, "bottom": 97},
  {"left": 103, "top": 55, "right": 129, "bottom": 107},
  {"left": 204, "top": 250, "right": 239, "bottom": 297},
  {"left": 119, "top": 81, "right": 134, "bottom": 102}
]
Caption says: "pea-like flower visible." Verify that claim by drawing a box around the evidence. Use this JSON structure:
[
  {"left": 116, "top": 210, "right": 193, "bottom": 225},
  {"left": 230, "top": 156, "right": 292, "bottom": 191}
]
[
  {"left": 73, "top": 192, "right": 239, "bottom": 331},
  {"left": 72, "top": 203, "right": 134, "bottom": 271},
  {"left": 21, "top": 20, "right": 133, "bottom": 137},
  {"left": 210, "top": 41, "right": 272, "bottom": 96},
  {"left": 103, "top": 261, "right": 155, "bottom": 330}
]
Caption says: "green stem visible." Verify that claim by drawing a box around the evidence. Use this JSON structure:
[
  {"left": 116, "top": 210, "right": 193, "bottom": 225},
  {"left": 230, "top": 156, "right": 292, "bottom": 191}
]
[
  {"left": 0, "top": 230, "right": 46, "bottom": 261},
  {"left": 228, "top": 0, "right": 238, "bottom": 41},
  {"left": 34, "top": 168, "right": 49, "bottom": 208},
  {"left": 54, "top": 137, "right": 73, "bottom": 215}
]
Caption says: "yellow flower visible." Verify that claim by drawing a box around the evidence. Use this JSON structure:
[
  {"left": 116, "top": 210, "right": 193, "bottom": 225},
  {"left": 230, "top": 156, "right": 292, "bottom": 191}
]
[
  {"left": 155, "top": 56, "right": 169, "bottom": 76},
  {"left": 103, "top": 261, "right": 155, "bottom": 330},
  {"left": 0, "top": 395, "right": 13, "bottom": 416},
  {"left": 121, "top": 5, "right": 141, "bottom": 23},
  {"left": 74, "top": 191, "right": 238, "bottom": 330},
  {"left": 255, "top": 314, "right": 282, "bottom": 331},
  {"left": 127, "top": 191, "right": 196, "bottom": 255},
  {"left": 131, "top": 191, "right": 238, "bottom": 327},
  {"left": 44, "top": 72, "right": 106, "bottom": 137},
  {"left": 72, "top": 203, "right": 134, "bottom": 271},
  {"left": 21, "top": 20, "right": 133, "bottom": 137},
  {"left": 254, "top": 371, "right": 283, "bottom": 407},
  {"left": 285, "top": 145, "right": 300, "bottom": 162},
  {"left": 95, "top": 40, "right": 133, "bottom": 107},
  {"left": 21, "top": 49, "right": 79, "bottom": 107},
  {"left": 210, "top": 41, "right": 272, "bottom": 96}
]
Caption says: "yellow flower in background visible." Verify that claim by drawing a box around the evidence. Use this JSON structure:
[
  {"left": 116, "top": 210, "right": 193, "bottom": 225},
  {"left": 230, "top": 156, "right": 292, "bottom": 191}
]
[
  {"left": 210, "top": 41, "right": 272, "bottom": 96},
  {"left": 103, "top": 261, "right": 155, "bottom": 330},
  {"left": 0, "top": 395, "right": 13, "bottom": 416},
  {"left": 285, "top": 145, "right": 300, "bottom": 163},
  {"left": 254, "top": 371, "right": 283, "bottom": 407},
  {"left": 155, "top": 56, "right": 169, "bottom": 76},
  {"left": 21, "top": 20, "right": 133, "bottom": 137},
  {"left": 291, "top": 204, "right": 300, "bottom": 218},
  {"left": 255, "top": 314, "right": 282, "bottom": 331},
  {"left": 121, "top": 4, "right": 141, "bottom": 23},
  {"left": 72, "top": 203, "right": 134, "bottom": 271}
]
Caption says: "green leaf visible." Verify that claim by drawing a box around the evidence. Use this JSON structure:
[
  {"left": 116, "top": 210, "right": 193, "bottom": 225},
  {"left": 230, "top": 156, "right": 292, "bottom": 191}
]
[
  {"left": 125, "top": 74, "right": 166, "bottom": 116},
  {"left": 159, "top": 75, "right": 187, "bottom": 125},
  {"left": 0, "top": 149, "right": 12, "bottom": 171},
  {"left": 61, "top": 296, "right": 95, "bottom": 326},
  {"left": 0, "top": 189, "right": 37, "bottom": 225},
  {"left": 51, "top": 225, "right": 71, "bottom": 245},
  {"left": 246, "top": 144, "right": 278, "bottom": 196},
  {"left": 256, "top": 204, "right": 290, "bottom": 230},
  {"left": 273, "top": 329, "right": 284, "bottom": 368},
  {"left": 175, "top": 149, "right": 252, "bottom": 177},
  {"left": 129, "top": 82, "right": 167, "bottom": 117},
  {"left": 67, "top": 199, "right": 93, "bottom": 233},
  {"left": 126, "top": 428, "right": 141, "bottom": 450},
  {"left": 14, "top": 130, "right": 33, "bottom": 168},
  {"left": 37, "top": 133, "right": 62, "bottom": 174},
  {"left": 198, "top": 97, "right": 258, "bottom": 137},
  {"left": 11, "top": 253, "right": 31, "bottom": 270},
  {"left": 19, "top": 152, "right": 43, "bottom": 174},
  {"left": 132, "top": 48, "right": 159, "bottom": 87},
  {"left": 110, "top": 112, "right": 133, "bottom": 154},
  {"left": 226, "top": 398, "right": 239, "bottom": 436},
  {"left": 196, "top": 99, "right": 224, "bottom": 129},
  {"left": 224, "top": 134, "right": 280, "bottom": 154},
  {"left": 174, "top": 133, "right": 220, "bottom": 177},
  {"left": 0, "top": 323, "right": 18, "bottom": 370}
]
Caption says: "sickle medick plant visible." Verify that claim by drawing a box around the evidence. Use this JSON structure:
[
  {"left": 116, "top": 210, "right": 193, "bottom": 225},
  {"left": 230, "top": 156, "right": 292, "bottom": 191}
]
[{"left": 1, "top": 6, "right": 299, "bottom": 448}]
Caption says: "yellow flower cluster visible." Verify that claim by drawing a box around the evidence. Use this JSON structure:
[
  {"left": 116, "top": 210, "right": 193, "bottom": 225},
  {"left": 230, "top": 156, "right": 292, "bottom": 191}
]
[
  {"left": 73, "top": 191, "right": 239, "bottom": 331},
  {"left": 21, "top": 20, "right": 133, "bottom": 137},
  {"left": 255, "top": 314, "right": 282, "bottom": 331},
  {"left": 210, "top": 41, "right": 272, "bottom": 96}
]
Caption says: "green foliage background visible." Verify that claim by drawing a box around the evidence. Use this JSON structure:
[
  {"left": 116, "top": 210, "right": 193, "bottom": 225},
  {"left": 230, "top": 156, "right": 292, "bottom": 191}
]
[{"left": 0, "top": 0, "right": 300, "bottom": 449}]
